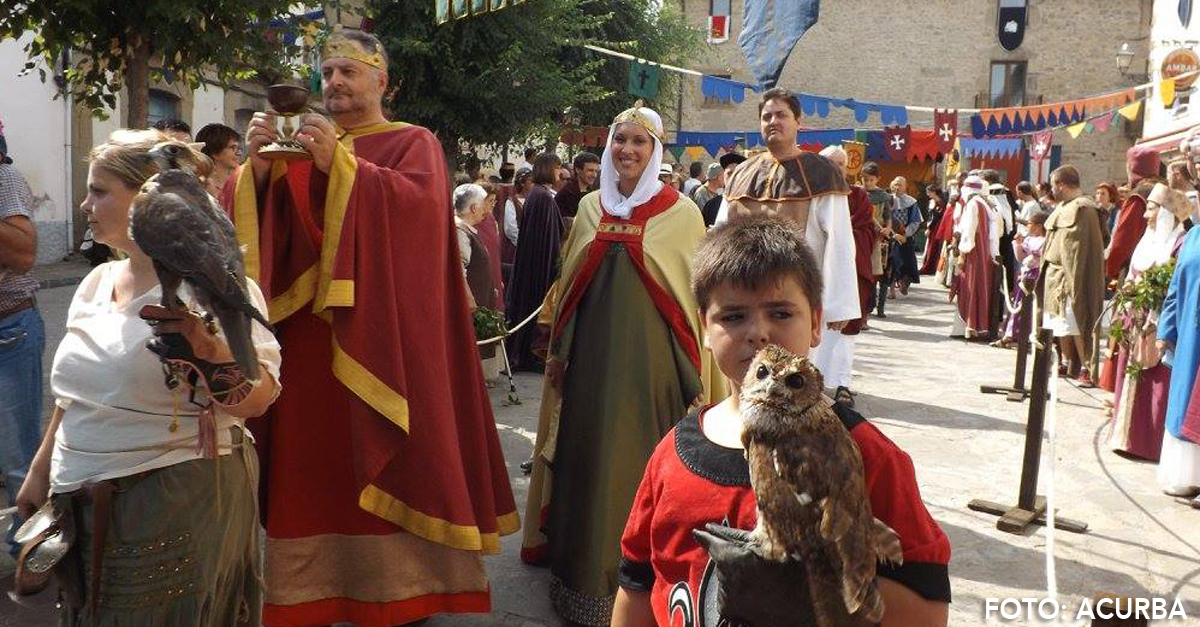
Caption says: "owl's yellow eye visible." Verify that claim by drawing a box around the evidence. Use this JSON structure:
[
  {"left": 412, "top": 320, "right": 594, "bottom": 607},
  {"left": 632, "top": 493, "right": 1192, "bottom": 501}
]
[
  {"left": 756, "top": 365, "right": 770, "bottom": 380},
  {"left": 784, "top": 373, "right": 804, "bottom": 389}
]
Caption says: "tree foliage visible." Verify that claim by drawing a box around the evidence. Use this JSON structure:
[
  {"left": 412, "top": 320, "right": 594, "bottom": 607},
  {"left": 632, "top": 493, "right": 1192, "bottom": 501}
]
[
  {"left": 0, "top": 0, "right": 305, "bottom": 127},
  {"left": 371, "top": 0, "right": 700, "bottom": 164}
]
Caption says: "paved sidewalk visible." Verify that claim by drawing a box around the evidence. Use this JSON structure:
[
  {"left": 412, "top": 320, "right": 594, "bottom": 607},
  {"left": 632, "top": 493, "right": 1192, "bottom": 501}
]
[
  {"left": 4, "top": 277, "right": 1198, "bottom": 626},
  {"left": 30, "top": 257, "right": 92, "bottom": 290}
]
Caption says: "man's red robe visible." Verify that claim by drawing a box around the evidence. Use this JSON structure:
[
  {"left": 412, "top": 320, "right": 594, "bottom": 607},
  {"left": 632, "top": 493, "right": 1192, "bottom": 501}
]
[
  {"left": 844, "top": 185, "right": 877, "bottom": 335},
  {"left": 1106, "top": 191, "right": 1149, "bottom": 280},
  {"left": 226, "top": 121, "right": 518, "bottom": 627}
]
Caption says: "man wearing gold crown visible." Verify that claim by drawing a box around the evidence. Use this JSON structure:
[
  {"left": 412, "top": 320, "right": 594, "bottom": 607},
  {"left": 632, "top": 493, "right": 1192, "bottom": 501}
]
[
  {"left": 519, "top": 101, "right": 726, "bottom": 626},
  {"left": 226, "top": 29, "right": 519, "bottom": 627}
]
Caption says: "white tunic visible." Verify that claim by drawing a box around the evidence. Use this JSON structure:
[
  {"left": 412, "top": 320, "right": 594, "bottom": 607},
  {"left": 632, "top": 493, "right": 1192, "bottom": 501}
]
[{"left": 49, "top": 261, "right": 281, "bottom": 493}]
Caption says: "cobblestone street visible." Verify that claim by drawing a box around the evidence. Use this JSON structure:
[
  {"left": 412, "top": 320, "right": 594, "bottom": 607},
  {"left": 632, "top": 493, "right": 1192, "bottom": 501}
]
[{"left": 3, "top": 267, "right": 1198, "bottom": 626}]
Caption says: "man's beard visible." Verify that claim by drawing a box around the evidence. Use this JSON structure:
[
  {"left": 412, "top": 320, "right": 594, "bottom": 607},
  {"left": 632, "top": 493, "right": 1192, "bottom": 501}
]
[{"left": 324, "top": 92, "right": 364, "bottom": 114}]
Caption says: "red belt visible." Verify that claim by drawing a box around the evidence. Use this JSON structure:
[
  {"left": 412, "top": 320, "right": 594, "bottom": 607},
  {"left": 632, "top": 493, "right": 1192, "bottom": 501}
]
[{"left": 0, "top": 298, "right": 33, "bottom": 320}]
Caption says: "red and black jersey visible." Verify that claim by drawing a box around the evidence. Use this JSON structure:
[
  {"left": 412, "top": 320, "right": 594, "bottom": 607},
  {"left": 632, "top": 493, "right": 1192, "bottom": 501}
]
[{"left": 619, "top": 403, "right": 951, "bottom": 627}]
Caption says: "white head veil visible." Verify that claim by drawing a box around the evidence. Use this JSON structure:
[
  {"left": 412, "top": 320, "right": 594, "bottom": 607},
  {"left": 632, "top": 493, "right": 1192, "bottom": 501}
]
[
  {"left": 599, "top": 105, "right": 665, "bottom": 219},
  {"left": 1130, "top": 184, "right": 1186, "bottom": 272}
]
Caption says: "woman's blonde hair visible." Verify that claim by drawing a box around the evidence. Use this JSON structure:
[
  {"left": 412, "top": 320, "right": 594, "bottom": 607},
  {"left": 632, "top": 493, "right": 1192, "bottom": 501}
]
[{"left": 88, "top": 129, "right": 169, "bottom": 190}]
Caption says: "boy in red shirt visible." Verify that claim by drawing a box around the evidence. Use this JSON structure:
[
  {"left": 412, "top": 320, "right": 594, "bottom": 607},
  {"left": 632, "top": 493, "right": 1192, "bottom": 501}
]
[{"left": 612, "top": 214, "right": 951, "bottom": 627}]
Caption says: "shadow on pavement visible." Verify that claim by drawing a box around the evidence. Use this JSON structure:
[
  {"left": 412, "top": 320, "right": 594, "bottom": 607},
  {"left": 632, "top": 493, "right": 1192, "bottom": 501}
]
[{"left": 852, "top": 391, "right": 1027, "bottom": 435}]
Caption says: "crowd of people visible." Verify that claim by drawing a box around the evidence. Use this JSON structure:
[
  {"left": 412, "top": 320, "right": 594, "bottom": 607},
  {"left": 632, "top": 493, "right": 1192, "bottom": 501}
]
[
  {"left": 918, "top": 143, "right": 1200, "bottom": 513},
  {"left": 1, "top": 25, "right": 1198, "bottom": 627}
]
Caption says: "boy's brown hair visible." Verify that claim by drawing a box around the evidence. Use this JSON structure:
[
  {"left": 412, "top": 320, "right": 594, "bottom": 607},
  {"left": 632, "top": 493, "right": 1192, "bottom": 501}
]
[{"left": 691, "top": 213, "right": 823, "bottom": 313}]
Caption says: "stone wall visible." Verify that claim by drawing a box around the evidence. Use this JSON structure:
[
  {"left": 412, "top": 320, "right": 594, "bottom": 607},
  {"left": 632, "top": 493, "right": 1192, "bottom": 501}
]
[{"left": 674, "top": 0, "right": 1152, "bottom": 188}]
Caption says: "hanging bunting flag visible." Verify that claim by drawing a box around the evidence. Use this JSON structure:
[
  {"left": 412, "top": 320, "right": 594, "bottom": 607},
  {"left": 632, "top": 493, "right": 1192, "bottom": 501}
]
[
  {"left": 1029, "top": 131, "right": 1053, "bottom": 163},
  {"left": 1066, "top": 121, "right": 1087, "bottom": 138},
  {"left": 934, "top": 109, "right": 958, "bottom": 153},
  {"left": 843, "top": 141, "right": 866, "bottom": 176},
  {"left": 959, "top": 138, "right": 1022, "bottom": 159},
  {"left": 738, "top": 0, "right": 821, "bottom": 89},
  {"left": 667, "top": 145, "right": 686, "bottom": 162},
  {"left": 685, "top": 145, "right": 709, "bottom": 160},
  {"left": 701, "top": 75, "right": 758, "bottom": 104},
  {"left": 1119, "top": 100, "right": 1143, "bottom": 121},
  {"left": 628, "top": 60, "right": 662, "bottom": 99},
  {"left": 884, "top": 125, "right": 912, "bottom": 162},
  {"left": 1092, "top": 112, "right": 1112, "bottom": 132},
  {"left": 1161, "top": 78, "right": 1177, "bottom": 107}
]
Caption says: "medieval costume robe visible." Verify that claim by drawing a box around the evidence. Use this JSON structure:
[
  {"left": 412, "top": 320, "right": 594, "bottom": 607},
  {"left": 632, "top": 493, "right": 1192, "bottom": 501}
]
[
  {"left": 1106, "top": 181, "right": 1154, "bottom": 280},
  {"left": 1157, "top": 225, "right": 1200, "bottom": 492},
  {"left": 715, "top": 150, "right": 859, "bottom": 324},
  {"left": 476, "top": 204, "right": 505, "bottom": 314},
  {"left": 890, "top": 192, "right": 922, "bottom": 287},
  {"left": 1042, "top": 196, "right": 1106, "bottom": 347},
  {"left": 1108, "top": 203, "right": 1185, "bottom": 462},
  {"left": 226, "top": 121, "right": 519, "bottom": 627},
  {"left": 492, "top": 183, "right": 520, "bottom": 285},
  {"left": 506, "top": 184, "right": 563, "bottom": 371},
  {"left": 813, "top": 184, "right": 878, "bottom": 391},
  {"left": 951, "top": 191, "right": 995, "bottom": 337},
  {"left": 919, "top": 198, "right": 946, "bottom": 275},
  {"left": 937, "top": 196, "right": 963, "bottom": 287},
  {"left": 520, "top": 188, "right": 726, "bottom": 625},
  {"left": 714, "top": 150, "right": 859, "bottom": 388}
]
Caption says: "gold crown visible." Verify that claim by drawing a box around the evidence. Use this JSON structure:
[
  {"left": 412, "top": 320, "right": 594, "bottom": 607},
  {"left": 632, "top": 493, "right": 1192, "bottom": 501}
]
[
  {"left": 322, "top": 31, "right": 386, "bottom": 71},
  {"left": 613, "top": 100, "right": 664, "bottom": 142}
]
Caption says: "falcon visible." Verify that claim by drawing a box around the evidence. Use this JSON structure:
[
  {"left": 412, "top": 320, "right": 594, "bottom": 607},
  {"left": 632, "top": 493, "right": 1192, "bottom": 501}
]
[
  {"left": 740, "top": 344, "right": 903, "bottom": 626},
  {"left": 129, "top": 166, "right": 270, "bottom": 381}
]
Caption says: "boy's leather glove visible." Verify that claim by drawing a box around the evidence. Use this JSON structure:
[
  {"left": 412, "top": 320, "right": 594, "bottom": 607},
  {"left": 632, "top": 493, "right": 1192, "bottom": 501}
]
[{"left": 692, "top": 523, "right": 817, "bottom": 627}]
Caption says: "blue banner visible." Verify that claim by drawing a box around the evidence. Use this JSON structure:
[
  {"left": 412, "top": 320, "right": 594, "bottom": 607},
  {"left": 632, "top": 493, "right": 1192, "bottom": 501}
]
[{"left": 738, "top": 0, "right": 820, "bottom": 90}]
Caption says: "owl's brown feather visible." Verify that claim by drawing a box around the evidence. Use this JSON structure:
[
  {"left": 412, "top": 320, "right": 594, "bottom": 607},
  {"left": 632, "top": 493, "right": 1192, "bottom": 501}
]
[{"left": 740, "top": 344, "right": 902, "bottom": 626}]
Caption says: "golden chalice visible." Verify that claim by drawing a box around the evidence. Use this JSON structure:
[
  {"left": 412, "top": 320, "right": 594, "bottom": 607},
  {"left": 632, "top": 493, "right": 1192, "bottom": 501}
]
[{"left": 258, "top": 84, "right": 313, "bottom": 161}]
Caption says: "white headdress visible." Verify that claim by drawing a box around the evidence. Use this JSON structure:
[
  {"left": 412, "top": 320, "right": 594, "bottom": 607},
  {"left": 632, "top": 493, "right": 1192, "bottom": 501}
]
[{"left": 599, "top": 101, "right": 665, "bottom": 219}]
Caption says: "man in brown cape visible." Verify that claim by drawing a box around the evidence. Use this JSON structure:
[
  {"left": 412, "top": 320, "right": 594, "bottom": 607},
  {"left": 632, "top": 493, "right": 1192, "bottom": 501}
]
[{"left": 1043, "top": 165, "right": 1106, "bottom": 386}]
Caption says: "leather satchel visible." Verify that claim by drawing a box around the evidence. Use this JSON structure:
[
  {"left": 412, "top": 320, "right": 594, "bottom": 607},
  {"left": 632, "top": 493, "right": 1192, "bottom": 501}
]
[{"left": 12, "top": 499, "right": 74, "bottom": 596}]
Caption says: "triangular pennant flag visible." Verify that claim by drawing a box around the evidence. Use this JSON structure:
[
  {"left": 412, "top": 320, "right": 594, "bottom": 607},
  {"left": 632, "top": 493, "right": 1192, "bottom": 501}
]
[
  {"left": 667, "top": 146, "right": 686, "bottom": 161},
  {"left": 1161, "top": 79, "right": 1177, "bottom": 107},
  {"left": 1066, "top": 121, "right": 1087, "bottom": 138},
  {"left": 628, "top": 60, "right": 662, "bottom": 99},
  {"left": 1118, "top": 100, "right": 1143, "bottom": 121},
  {"left": 1084, "top": 121, "right": 1095, "bottom": 133},
  {"left": 685, "top": 146, "right": 707, "bottom": 160},
  {"left": 1092, "top": 113, "right": 1111, "bottom": 132}
]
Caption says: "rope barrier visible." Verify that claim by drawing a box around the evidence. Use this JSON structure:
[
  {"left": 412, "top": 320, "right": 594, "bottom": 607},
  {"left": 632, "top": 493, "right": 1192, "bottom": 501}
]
[{"left": 476, "top": 304, "right": 544, "bottom": 347}]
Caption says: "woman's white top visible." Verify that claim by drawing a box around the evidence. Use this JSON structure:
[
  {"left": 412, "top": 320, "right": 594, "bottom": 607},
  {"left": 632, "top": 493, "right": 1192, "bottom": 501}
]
[{"left": 49, "top": 261, "right": 281, "bottom": 493}]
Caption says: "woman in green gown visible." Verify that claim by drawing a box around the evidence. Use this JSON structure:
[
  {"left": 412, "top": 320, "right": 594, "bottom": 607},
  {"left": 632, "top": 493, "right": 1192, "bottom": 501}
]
[{"left": 519, "top": 103, "right": 726, "bottom": 625}]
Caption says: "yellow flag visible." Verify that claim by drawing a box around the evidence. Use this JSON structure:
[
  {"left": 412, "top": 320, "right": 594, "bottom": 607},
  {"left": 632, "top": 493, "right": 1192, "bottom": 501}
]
[
  {"left": 843, "top": 141, "right": 866, "bottom": 177},
  {"left": 1066, "top": 122, "right": 1087, "bottom": 139},
  {"left": 946, "top": 138, "right": 961, "bottom": 177},
  {"left": 684, "top": 146, "right": 707, "bottom": 161},
  {"left": 1161, "top": 79, "right": 1177, "bottom": 107},
  {"left": 1118, "top": 100, "right": 1143, "bottom": 121}
]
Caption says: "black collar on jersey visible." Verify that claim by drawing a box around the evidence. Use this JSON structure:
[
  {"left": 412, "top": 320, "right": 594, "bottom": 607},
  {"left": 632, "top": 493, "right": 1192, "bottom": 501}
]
[{"left": 675, "top": 402, "right": 867, "bottom": 487}]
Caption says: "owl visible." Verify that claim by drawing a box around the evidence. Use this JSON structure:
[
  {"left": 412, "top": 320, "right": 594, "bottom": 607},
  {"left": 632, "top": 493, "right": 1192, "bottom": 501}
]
[
  {"left": 130, "top": 169, "right": 271, "bottom": 381},
  {"left": 740, "top": 344, "right": 903, "bottom": 626}
]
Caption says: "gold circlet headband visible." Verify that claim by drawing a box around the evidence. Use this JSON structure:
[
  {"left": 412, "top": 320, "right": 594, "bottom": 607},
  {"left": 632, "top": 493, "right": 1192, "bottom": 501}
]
[
  {"left": 613, "top": 99, "right": 665, "bottom": 142},
  {"left": 322, "top": 35, "right": 386, "bottom": 71}
]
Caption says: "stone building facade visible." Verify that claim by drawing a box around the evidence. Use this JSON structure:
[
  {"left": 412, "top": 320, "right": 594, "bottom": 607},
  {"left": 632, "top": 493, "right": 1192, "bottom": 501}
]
[{"left": 673, "top": 0, "right": 1153, "bottom": 188}]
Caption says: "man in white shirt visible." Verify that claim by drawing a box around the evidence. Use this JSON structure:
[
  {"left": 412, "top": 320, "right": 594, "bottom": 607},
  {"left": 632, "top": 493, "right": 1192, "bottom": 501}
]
[{"left": 714, "top": 88, "right": 860, "bottom": 383}]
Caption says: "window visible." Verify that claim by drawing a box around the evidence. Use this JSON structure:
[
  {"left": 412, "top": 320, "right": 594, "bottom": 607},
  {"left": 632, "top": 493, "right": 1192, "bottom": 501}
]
[
  {"left": 148, "top": 90, "right": 180, "bottom": 126},
  {"left": 709, "top": 0, "right": 731, "bottom": 44},
  {"left": 989, "top": 61, "right": 1027, "bottom": 108}
]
